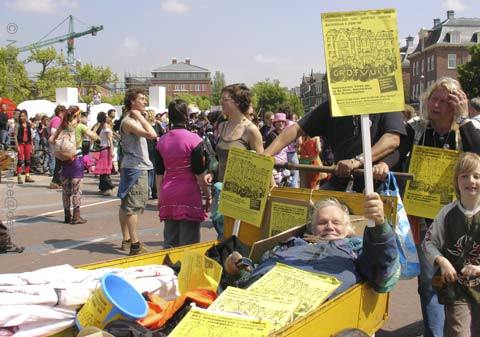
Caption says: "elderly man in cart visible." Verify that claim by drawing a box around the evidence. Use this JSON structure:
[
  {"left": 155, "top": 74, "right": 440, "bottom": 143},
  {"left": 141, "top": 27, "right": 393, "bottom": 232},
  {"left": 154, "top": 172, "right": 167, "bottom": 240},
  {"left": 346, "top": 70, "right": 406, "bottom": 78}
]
[{"left": 224, "top": 192, "right": 400, "bottom": 297}]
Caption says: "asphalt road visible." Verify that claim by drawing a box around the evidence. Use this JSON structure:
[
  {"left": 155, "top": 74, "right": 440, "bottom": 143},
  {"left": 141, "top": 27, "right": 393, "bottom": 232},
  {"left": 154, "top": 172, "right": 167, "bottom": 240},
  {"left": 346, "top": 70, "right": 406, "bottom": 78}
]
[{"left": 0, "top": 173, "right": 423, "bottom": 336}]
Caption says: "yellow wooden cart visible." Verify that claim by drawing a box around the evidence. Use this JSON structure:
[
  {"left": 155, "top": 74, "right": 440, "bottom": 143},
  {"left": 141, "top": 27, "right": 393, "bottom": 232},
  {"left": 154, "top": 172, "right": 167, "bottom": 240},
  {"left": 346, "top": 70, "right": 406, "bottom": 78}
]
[{"left": 54, "top": 187, "right": 397, "bottom": 337}]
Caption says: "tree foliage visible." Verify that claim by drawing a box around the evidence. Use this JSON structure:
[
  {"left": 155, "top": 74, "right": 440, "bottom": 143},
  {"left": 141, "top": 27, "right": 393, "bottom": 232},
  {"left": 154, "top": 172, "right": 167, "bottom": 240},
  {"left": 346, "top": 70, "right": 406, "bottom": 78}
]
[
  {"left": 75, "top": 63, "right": 117, "bottom": 96},
  {"left": 0, "top": 47, "right": 31, "bottom": 102},
  {"left": 251, "top": 79, "right": 303, "bottom": 117},
  {"left": 211, "top": 71, "right": 226, "bottom": 105},
  {"left": 170, "top": 93, "right": 211, "bottom": 111},
  {"left": 102, "top": 93, "right": 125, "bottom": 106},
  {"left": 27, "top": 47, "right": 60, "bottom": 78},
  {"left": 286, "top": 92, "right": 304, "bottom": 117},
  {"left": 36, "top": 67, "right": 76, "bottom": 100},
  {"left": 25, "top": 48, "right": 118, "bottom": 102},
  {"left": 458, "top": 44, "right": 480, "bottom": 98}
]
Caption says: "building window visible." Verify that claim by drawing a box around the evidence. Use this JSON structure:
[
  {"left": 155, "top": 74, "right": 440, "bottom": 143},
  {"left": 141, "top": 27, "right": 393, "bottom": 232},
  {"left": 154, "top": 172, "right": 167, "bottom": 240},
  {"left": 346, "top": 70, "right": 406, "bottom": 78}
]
[
  {"left": 426, "top": 57, "right": 430, "bottom": 72},
  {"left": 195, "top": 84, "right": 201, "bottom": 91},
  {"left": 450, "top": 31, "right": 460, "bottom": 43},
  {"left": 448, "top": 54, "right": 457, "bottom": 69},
  {"left": 174, "top": 84, "right": 186, "bottom": 91},
  {"left": 472, "top": 33, "right": 479, "bottom": 43},
  {"left": 431, "top": 55, "right": 435, "bottom": 71}
]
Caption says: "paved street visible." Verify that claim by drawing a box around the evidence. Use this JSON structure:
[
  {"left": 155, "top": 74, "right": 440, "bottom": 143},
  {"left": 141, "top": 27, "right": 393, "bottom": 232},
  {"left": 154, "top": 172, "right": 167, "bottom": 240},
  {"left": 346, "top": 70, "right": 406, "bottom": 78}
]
[{"left": 0, "top": 173, "right": 423, "bottom": 336}]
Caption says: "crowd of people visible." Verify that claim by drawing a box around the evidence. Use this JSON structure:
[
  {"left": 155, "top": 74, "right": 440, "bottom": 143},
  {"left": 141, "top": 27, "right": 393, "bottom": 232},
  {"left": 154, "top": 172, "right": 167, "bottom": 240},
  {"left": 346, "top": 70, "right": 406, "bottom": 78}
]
[{"left": 1, "top": 76, "right": 480, "bottom": 336}]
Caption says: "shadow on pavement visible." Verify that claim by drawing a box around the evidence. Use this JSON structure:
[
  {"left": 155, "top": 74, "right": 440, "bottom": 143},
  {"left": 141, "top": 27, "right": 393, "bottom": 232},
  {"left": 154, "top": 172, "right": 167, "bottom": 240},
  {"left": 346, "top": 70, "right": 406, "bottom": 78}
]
[
  {"left": 377, "top": 320, "right": 423, "bottom": 337},
  {"left": 44, "top": 239, "right": 121, "bottom": 255}
]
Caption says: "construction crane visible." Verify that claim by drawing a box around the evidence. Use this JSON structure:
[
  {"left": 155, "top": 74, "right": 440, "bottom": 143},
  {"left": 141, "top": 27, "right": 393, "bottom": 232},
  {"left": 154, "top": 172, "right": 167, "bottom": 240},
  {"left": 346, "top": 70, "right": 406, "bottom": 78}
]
[{"left": 17, "top": 15, "right": 103, "bottom": 69}]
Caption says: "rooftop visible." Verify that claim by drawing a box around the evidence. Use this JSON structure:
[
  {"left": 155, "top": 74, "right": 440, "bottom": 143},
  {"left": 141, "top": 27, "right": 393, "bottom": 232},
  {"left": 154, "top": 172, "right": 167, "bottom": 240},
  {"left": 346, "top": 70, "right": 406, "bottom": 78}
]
[{"left": 152, "top": 58, "right": 209, "bottom": 73}]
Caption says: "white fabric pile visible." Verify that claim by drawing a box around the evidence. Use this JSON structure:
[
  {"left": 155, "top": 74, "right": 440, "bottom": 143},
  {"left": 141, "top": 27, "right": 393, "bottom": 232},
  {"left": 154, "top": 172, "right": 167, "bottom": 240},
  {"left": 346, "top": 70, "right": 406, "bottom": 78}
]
[{"left": 0, "top": 264, "right": 178, "bottom": 337}]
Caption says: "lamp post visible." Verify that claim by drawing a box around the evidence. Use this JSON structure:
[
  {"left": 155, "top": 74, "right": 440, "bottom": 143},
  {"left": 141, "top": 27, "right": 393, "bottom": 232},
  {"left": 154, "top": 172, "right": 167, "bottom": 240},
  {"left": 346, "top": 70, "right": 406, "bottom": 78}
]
[{"left": 419, "top": 75, "right": 425, "bottom": 115}]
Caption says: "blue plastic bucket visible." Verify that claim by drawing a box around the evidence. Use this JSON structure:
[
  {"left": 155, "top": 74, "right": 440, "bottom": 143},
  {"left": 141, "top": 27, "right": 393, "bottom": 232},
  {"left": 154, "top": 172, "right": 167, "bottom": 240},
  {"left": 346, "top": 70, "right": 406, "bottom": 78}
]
[{"left": 76, "top": 273, "right": 148, "bottom": 329}]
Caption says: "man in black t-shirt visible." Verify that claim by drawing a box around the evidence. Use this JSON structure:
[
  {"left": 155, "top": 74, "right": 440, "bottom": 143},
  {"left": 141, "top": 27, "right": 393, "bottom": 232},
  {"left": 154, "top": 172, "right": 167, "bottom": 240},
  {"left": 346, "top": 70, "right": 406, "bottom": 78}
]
[{"left": 264, "top": 100, "right": 406, "bottom": 191}]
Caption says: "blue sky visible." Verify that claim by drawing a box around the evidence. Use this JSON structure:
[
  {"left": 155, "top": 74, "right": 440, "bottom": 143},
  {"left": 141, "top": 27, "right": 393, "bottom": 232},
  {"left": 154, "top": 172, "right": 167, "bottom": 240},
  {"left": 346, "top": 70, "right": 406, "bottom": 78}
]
[{"left": 1, "top": 0, "right": 479, "bottom": 89}]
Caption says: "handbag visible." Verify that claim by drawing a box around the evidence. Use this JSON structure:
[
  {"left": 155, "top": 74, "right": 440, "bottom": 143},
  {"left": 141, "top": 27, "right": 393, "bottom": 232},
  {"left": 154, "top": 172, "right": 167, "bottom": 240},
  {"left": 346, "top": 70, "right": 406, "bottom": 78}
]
[
  {"left": 379, "top": 172, "right": 420, "bottom": 279},
  {"left": 203, "top": 134, "right": 218, "bottom": 174}
]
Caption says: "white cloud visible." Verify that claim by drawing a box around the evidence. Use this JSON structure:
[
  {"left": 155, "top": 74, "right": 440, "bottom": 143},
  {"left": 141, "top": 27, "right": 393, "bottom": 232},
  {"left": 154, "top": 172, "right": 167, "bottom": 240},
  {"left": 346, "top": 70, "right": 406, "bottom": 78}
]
[
  {"left": 253, "top": 54, "right": 286, "bottom": 65},
  {"left": 6, "top": 0, "right": 78, "bottom": 14},
  {"left": 120, "top": 36, "right": 147, "bottom": 56},
  {"left": 441, "top": 0, "right": 467, "bottom": 12},
  {"left": 161, "top": 0, "right": 190, "bottom": 14}
]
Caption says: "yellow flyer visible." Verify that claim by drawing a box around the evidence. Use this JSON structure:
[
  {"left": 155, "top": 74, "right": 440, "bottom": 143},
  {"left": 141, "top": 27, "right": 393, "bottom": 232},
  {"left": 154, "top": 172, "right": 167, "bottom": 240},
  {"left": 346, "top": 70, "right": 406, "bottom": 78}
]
[
  {"left": 177, "top": 252, "right": 222, "bottom": 294},
  {"left": 209, "top": 286, "right": 298, "bottom": 332},
  {"left": 219, "top": 147, "right": 274, "bottom": 227},
  {"left": 404, "top": 145, "right": 460, "bottom": 219},
  {"left": 269, "top": 202, "right": 309, "bottom": 237},
  {"left": 321, "top": 9, "right": 404, "bottom": 116},
  {"left": 169, "top": 307, "right": 271, "bottom": 337},
  {"left": 248, "top": 263, "right": 341, "bottom": 318}
]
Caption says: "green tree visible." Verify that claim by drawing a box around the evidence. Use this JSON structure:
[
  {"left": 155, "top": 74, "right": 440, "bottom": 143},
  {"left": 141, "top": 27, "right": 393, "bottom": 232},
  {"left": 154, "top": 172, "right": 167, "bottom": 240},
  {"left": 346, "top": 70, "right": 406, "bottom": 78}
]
[
  {"left": 196, "top": 96, "right": 211, "bottom": 111},
  {"left": 458, "top": 44, "right": 480, "bottom": 98},
  {"left": 211, "top": 71, "right": 226, "bottom": 105},
  {"left": 0, "top": 47, "right": 31, "bottom": 102},
  {"left": 27, "top": 47, "right": 59, "bottom": 78},
  {"left": 75, "top": 63, "right": 118, "bottom": 97},
  {"left": 286, "top": 93, "right": 304, "bottom": 117},
  {"left": 36, "top": 67, "right": 76, "bottom": 100},
  {"left": 174, "top": 93, "right": 196, "bottom": 105},
  {"left": 102, "top": 93, "right": 125, "bottom": 105},
  {"left": 27, "top": 47, "right": 75, "bottom": 100},
  {"left": 251, "top": 79, "right": 288, "bottom": 115}
]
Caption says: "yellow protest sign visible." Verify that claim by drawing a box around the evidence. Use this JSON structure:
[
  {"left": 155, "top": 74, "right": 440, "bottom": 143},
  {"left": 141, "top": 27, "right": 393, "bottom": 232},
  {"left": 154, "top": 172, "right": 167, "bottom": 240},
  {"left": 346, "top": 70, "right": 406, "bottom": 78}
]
[
  {"left": 404, "top": 145, "right": 460, "bottom": 219},
  {"left": 321, "top": 9, "right": 404, "bottom": 117},
  {"left": 177, "top": 252, "right": 222, "bottom": 294},
  {"left": 248, "top": 263, "right": 341, "bottom": 318},
  {"left": 209, "top": 286, "right": 298, "bottom": 332},
  {"left": 169, "top": 307, "right": 271, "bottom": 337},
  {"left": 269, "top": 201, "right": 309, "bottom": 237},
  {"left": 219, "top": 147, "right": 274, "bottom": 227}
]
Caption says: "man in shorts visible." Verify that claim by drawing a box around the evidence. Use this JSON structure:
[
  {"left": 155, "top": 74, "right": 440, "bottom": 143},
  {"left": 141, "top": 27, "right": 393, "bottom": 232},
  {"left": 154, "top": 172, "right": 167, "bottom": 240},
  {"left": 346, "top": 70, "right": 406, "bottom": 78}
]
[{"left": 117, "top": 89, "right": 157, "bottom": 255}]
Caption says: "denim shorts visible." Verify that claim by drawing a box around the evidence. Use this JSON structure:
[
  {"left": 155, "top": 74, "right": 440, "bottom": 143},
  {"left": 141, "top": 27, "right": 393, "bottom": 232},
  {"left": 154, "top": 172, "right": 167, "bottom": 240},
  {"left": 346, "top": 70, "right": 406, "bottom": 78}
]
[{"left": 120, "top": 171, "right": 148, "bottom": 215}]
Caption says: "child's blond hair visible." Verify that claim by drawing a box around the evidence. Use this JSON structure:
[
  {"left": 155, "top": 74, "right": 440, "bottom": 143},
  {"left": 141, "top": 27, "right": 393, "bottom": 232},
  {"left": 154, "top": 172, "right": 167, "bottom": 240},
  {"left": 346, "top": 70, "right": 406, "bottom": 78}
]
[{"left": 453, "top": 152, "right": 480, "bottom": 199}]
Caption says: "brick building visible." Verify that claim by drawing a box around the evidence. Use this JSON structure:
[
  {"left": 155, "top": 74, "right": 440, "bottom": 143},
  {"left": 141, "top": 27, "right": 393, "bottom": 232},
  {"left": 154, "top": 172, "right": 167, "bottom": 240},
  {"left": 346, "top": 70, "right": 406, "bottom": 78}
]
[
  {"left": 408, "top": 10, "right": 480, "bottom": 102},
  {"left": 299, "top": 71, "right": 328, "bottom": 114},
  {"left": 400, "top": 36, "right": 416, "bottom": 101},
  {"left": 125, "top": 58, "right": 212, "bottom": 97},
  {"left": 151, "top": 58, "right": 211, "bottom": 97}
]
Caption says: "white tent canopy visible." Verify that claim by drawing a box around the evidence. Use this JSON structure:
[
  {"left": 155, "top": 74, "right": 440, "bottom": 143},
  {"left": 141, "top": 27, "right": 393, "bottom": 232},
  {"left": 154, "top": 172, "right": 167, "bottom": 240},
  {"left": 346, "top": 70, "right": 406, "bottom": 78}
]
[
  {"left": 88, "top": 103, "right": 115, "bottom": 128},
  {"left": 17, "top": 100, "right": 56, "bottom": 118}
]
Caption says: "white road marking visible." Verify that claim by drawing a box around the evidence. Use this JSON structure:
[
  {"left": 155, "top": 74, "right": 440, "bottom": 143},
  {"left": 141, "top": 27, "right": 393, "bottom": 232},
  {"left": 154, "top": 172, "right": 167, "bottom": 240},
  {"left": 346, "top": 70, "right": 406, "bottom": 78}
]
[
  {"left": 13, "top": 198, "right": 119, "bottom": 224},
  {"left": 49, "top": 237, "right": 107, "bottom": 254}
]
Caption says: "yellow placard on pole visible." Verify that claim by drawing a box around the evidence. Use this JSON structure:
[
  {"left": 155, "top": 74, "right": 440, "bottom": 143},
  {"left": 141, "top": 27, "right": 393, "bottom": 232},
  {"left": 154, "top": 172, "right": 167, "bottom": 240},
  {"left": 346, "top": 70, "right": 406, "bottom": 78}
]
[
  {"left": 209, "top": 287, "right": 299, "bottom": 332},
  {"left": 248, "top": 263, "right": 341, "bottom": 318},
  {"left": 321, "top": 9, "right": 404, "bottom": 117},
  {"left": 219, "top": 147, "right": 274, "bottom": 227},
  {"left": 169, "top": 307, "right": 272, "bottom": 337},
  {"left": 269, "top": 201, "right": 309, "bottom": 237},
  {"left": 177, "top": 252, "right": 223, "bottom": 294},
  {"left": 404, "top": 145, "right": 460, "bottom": 219}
]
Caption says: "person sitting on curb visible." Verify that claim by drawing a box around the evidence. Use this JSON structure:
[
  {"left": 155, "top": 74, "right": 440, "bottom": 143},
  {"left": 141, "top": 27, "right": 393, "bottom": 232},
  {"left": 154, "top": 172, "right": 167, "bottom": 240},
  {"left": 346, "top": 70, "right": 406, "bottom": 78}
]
[{"left": 224, "top": 193, "right": 400, "bottom": 298}]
